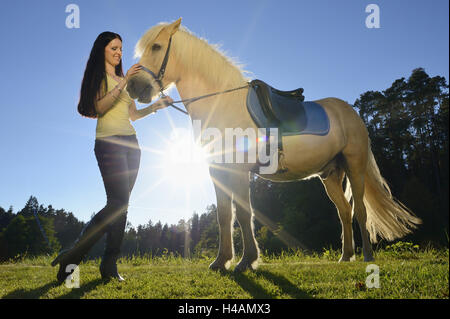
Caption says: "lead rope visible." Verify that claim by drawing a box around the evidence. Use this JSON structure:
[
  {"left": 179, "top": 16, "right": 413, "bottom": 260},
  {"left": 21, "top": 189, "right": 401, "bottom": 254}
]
[{"left": 159, "top": 83, "right": 250, "bottom": 115}]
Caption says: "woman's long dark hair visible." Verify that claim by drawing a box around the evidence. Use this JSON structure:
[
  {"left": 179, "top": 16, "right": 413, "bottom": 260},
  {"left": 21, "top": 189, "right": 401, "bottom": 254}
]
[{"left": 78, "top": 32, "right": 124, "bottom": 118}]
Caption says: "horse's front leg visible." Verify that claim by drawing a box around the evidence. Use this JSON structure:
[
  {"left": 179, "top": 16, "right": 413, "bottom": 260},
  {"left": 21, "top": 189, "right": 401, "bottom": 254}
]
[{"left": 209, "top": 166, "right": 234, "bottom": 271}]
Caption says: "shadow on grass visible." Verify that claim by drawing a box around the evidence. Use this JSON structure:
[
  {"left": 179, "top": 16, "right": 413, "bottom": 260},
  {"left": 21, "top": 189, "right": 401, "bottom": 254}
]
[
  {"left": 2, "top": 281, "right": 60, "bottom": 299},
  {"left": 56, "top": 278, "right": 104, "bottom": 299},
  {"left": 224, "top": 269, "right": 312, "bottom": 299},
  {"left": 257, "top": 270, "right": 312, "bottom": 299},
  {"left": 3, "top": 278, "right": 105, "bottom": 299}
]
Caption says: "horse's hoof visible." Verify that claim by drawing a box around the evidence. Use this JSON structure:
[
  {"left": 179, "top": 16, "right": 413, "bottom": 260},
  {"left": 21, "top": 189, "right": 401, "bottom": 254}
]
[
  {"left": 364, "top": 256, "right": 375, "bottom": 262},
  {"left": 209, "top": 265, "right": 226, "bottom": 272},
  {"left": 234, "top": 264, "right": 251, "bottom": 273},
  {"left": 234, "top": 260, "right": 257, "bottom": 273},
  {"left": 209, "top": 261, "right": 227, "bottom": 272},
  {"left": 338, "top": 255, "right": 354, "bottom": 262}
]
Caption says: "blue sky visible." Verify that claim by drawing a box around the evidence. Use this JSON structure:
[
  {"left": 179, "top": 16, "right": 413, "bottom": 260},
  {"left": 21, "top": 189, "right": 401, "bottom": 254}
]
[{"left": 0, "top": 0, "right": 448, "bottom": 227}]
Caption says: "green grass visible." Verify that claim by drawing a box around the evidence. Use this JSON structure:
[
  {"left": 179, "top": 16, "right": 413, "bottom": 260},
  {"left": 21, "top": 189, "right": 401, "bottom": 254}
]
[{"left": 0, "top": 247, "right": 448, "bottom": 299}]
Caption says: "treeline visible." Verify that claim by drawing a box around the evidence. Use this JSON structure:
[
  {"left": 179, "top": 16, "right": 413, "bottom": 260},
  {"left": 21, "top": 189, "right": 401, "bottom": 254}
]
[
  {"left": 0, "top": 197, "right": 221, "bottom": 261},
  {"left": 355, "top": 68, "right": 448, "bottom": 244},
  {"left": 0, "top": 67, "right": 448, "bottom": 261}
]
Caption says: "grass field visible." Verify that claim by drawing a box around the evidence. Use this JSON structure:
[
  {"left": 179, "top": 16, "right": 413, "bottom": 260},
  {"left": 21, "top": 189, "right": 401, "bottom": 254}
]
[{"left": 0, "top": 246, "right": 448, "bottom": 299}]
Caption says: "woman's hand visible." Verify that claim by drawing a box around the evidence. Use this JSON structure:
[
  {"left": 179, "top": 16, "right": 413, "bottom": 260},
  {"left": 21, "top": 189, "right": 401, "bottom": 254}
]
[
  {"left": 153, "top": 96, "right": 173, "bottom": 111},
  {"left": 125, "top": 63, "right": 142, "bottom": 82},
  {"left": 130, "top": 96, "right": 174, "bottom": 120}
]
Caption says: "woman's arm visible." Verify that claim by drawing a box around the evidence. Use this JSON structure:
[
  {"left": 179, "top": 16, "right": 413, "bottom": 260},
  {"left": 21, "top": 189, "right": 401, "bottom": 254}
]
[
  {"left": 95, "top": 64, "right": 142, "bottom": 116},
  {"left": 94, "top": 78, "right": 127, "bottom": 116},
  {"left": 129, "top": 96, "right": 173, "bottom": 121}
]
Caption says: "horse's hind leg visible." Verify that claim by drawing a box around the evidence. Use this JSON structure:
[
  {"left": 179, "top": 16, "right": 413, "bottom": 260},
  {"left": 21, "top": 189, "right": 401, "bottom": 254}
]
[
  {"left": 344, "top": 154, "right": 375, "bottom": 262},
  {"left": 346, "top": 171, "right": 374, "bottom": 262},
  {"left": 321, "top": 168, "right": 355, "bottom": 262}
]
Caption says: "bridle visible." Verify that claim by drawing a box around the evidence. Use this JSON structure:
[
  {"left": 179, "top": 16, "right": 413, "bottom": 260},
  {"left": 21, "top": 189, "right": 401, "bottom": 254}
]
[
  {"left": 139, "top": 36, "right": 249, "bottom": 116},
  {"left": 139, "top": 37, "right": 173, "bottom": 92}
]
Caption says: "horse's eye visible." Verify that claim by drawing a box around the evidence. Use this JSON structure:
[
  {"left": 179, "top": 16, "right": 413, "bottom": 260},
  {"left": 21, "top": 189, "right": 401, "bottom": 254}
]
[{"left": 152, "top": 43, "right": 161, "bottom": 51}]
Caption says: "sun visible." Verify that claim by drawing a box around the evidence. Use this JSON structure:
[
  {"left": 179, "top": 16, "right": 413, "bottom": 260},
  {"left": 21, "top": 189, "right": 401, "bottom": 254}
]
[{"left": 161, "top": 127, "right": 211, "bottom": 191}]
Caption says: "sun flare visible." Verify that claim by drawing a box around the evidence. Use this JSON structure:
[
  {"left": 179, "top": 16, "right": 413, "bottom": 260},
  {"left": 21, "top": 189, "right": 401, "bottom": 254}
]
[{"left": 161, "top": 127, "right": 211, "bottom": 191}]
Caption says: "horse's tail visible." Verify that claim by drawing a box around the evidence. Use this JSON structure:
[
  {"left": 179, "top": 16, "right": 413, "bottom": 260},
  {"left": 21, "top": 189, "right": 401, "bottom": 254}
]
[{"left": 344, "top": 143, "right": 422, "bottom": 243}]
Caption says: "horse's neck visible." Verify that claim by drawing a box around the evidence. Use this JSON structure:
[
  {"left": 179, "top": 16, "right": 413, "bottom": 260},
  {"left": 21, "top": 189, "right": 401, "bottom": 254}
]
[{"left": 175, "top": 74, "right": 253, "bottom": 131}]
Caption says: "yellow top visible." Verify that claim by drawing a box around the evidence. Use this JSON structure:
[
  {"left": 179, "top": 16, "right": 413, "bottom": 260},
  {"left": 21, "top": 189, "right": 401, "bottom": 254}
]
[{"left": 95, "top": 74, "right": 136, "bottom": 138}]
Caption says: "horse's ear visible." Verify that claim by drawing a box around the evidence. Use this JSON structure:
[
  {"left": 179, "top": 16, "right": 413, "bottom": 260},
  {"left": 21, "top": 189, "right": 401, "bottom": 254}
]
[
  {"left": 169, "top": 18, "right": 182, "bottom": 35},
  {"left": 155, "top": 18, "right": 182, "bottom": 42}
]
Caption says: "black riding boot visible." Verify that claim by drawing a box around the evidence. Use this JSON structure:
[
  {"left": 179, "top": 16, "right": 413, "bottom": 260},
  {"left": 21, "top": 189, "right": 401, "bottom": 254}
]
[
  {"left": 100, "top": 212, "right": 127, "bottom": 281},
  {"left": 51, "top": 215, "right": 108, "bottom": 284}
]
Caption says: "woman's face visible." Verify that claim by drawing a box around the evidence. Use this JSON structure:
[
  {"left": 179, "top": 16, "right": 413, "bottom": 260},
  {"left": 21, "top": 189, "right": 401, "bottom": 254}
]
[{"left": 104, "top": 38, "right": 122, "bottom": 67}]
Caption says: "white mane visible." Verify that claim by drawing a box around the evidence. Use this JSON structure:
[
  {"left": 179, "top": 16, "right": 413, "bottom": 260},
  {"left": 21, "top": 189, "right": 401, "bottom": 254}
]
[{"left": 134, "top": 23, "right": 249, "bottom": 89}]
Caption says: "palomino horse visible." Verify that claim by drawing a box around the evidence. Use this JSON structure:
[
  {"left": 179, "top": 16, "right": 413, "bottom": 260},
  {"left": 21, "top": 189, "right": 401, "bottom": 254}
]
[{"left": 127, "top": 18, "right": 421, "bottom": 272}]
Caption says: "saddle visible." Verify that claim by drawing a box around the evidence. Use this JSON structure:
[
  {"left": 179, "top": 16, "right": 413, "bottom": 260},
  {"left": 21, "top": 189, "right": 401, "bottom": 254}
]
[
  {"left": 246, "top": 79, "right": 330, "bottom": 174},
  {"left": 247, "top": 79, "right": 330, "bottom": 138}
]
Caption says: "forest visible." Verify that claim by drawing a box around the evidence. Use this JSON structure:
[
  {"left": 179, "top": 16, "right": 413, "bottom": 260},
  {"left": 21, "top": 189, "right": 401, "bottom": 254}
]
[{"left": 0, "top": 68, "right": 448, "bottom": 261}]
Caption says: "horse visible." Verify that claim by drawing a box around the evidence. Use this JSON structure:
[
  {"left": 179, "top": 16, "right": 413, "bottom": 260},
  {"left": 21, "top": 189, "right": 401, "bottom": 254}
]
[{"left": 127, "top": 18, "right": 422, "bottom": 272}]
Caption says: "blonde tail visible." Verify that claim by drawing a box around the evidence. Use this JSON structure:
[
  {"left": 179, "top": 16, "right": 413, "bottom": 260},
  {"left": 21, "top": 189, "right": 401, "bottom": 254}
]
[{"left": 345, "top": 145, "right": 422, "bottom": 243}]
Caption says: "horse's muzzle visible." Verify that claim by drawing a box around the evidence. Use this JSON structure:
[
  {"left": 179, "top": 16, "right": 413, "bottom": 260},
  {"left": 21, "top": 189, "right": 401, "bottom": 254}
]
[{"left": 127, "top": 76, "right": 154, "bottom": 103}]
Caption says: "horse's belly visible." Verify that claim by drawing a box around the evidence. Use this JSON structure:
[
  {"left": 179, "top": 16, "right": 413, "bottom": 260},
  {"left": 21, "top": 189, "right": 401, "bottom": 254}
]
[
  {"left": 256, "top": 170, "right": 315, "bottom": 182},
  {"left": 258, "top": 134, "right": 341, "bottom": 182}
]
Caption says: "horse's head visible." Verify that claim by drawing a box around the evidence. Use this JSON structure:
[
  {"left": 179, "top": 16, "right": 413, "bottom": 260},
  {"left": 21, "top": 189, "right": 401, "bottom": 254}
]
[{"left": 127, "top": 18, "right": 182, "bottom": 103}]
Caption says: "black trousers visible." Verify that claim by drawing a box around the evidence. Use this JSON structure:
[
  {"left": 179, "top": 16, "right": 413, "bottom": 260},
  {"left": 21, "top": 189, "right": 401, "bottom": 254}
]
[{"left": 91, "top": 134, "right": 141, "bottom": 258}]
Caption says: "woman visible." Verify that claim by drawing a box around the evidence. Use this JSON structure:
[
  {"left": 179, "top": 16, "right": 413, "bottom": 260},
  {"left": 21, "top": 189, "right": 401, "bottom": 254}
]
[{"left": 51, "top": 31, "right": 172, "bottom": 283}]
